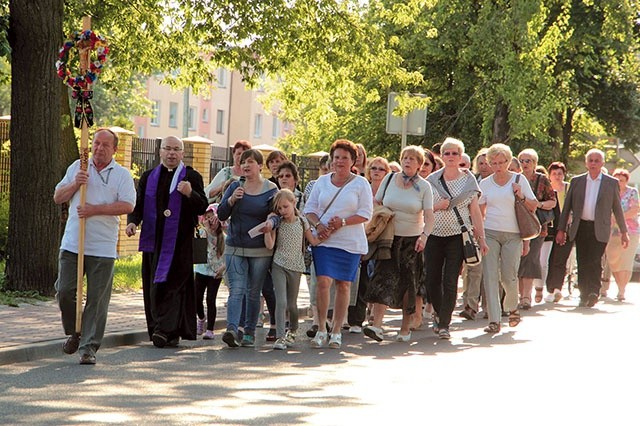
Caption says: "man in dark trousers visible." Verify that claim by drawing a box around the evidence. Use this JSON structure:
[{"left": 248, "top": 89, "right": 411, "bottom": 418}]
[
  {"left": 555, "top": 148, "right": 628, "bottom": 307},
  {"left": 126, "top": 136, "right": 208, "bottom": 347}
]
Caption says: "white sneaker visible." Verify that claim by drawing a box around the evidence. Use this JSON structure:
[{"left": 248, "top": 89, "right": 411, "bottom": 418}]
[
  {"left": 328, "top": 333, "right": 342, "bottom": 349},
  {"left": 310, "top": 331, "right": 327, "bottom": 348},
  {"left": 273, "top": 337, "right": 287, "bottom": 350},
  {"left": 348, "top": 325, "right": 362, "bottom": 334},
  {"left": 545, "top": 289, "right": 562, "bottom": 303},
  {"left": 363, "top": 325, "right": 384, "bottom": 342},
  {"left": 396, "top": 332, "right": 412, "bottom": 342}
]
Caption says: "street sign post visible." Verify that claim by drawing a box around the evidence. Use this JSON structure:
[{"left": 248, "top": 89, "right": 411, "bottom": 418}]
[{"left": 386, "top": 92, "right": 428, "bottom": 150}]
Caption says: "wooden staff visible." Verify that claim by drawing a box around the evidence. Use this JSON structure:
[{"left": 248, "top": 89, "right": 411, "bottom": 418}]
[{"left": 75, "top": 16, "right": 92, "bottom": 336}]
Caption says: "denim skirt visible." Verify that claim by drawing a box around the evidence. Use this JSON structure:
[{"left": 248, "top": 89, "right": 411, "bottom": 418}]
[{"left": 312, "top": 246, "right": 361, "bottom": 282}]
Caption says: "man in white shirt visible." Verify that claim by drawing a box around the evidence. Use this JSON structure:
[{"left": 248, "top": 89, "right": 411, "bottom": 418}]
[
  {"left": 555, "top": 149, "right": 628, "bottom": 307},
  {"left": 54, "top": 129, "right": 136, "bottom": 364}
]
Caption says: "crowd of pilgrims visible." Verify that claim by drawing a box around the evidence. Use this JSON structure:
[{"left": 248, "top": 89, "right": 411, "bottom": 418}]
[{"left": 192, "top": 138, "right": 638, "bottom": 350}]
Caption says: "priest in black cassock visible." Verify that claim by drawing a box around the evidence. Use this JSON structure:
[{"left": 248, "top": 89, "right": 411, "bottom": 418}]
[{"left": 126, "top": 136, "right": 208, "bottom": 347}]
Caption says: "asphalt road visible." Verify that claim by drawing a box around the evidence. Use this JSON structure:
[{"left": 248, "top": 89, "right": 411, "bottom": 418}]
[{"left": 1, "top": 289, "right": 639, "bottom": 425}]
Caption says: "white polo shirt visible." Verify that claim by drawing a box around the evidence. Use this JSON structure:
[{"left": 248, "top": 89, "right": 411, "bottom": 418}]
[{"left": 57, "top": 158, "right": 136, "bottom": 258}]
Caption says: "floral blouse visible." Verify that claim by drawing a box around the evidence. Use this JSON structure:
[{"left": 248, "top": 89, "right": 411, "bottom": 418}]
[
  {"left": 612, "top": 186, "right": 640, "bottom": 236},
  {"left": 527, "top": 172, "right": 556, "bottom": 233}
]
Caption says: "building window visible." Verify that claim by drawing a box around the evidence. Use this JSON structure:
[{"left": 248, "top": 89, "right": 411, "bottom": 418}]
[
  {"left": 216, "top": 110, "right": 224, "bottom": 134},
  {"left": 188, "top": 106, "right": 197, "bottom": 130},
  {"left": 272, "top": 117, "right": 280, "bottom": 139},
  {"left": 202, "top": 108, "right": 209, "bottom": 123},
  {"left": 137, "top": 126, "right": 145, "bottom": 137},
  {"left": 150, "top": 100, "right": 160, "bottom": 126},
  {"left": 169, "top": 102, "right": 178, "bottom": 128},
  {"left": 254, "top": 114, "right": 263, "bottom": 138},
  {"left": 217, "top": 69, "right": 227, "bottom": 88}
]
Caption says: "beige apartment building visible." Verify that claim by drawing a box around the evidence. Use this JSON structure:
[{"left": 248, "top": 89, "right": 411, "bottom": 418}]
[{"left": 133, "top": 69, "right": 291, "bottom": 153}]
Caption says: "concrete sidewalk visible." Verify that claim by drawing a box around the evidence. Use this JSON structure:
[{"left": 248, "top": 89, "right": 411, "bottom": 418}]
[{"left": 0, "top": 278, "right": 311, "bottom": 365}]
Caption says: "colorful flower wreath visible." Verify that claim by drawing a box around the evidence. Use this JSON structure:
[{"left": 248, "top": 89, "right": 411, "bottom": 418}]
[{"left": 56, "top": 30, "right": 109, "bottom": 90}]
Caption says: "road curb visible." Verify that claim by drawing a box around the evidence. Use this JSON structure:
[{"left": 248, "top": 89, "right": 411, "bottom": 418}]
[{"left": 0, "top": 306, "right": 311, "bottom": 365}]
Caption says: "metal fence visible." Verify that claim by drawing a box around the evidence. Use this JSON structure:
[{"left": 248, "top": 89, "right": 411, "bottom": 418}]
[
  {"left": 130, "top": 137, "right": 160, "bottom": 182},
  {"left": 0, "top": 121, "right": 9, "bottom": 194}
]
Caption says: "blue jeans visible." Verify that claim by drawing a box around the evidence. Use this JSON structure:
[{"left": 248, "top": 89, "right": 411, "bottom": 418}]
[{"left": 225, "top": 254, "right": 272, "bottom": 335}]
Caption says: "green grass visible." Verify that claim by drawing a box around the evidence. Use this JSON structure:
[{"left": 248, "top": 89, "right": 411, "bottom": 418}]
[
  {"left": 0, "top": 255, "right": 143, "bottom": 307},
  {"left": 113, "top": 253, "right": 143, "bottom": 293}
]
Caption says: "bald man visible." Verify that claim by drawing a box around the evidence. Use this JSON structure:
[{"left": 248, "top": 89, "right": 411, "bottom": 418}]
[{"left": 126, "top": 136, "right": 208, "bottom": 347}]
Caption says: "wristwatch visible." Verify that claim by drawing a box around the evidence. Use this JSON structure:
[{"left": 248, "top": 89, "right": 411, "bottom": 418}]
[{"left": 342, "top": 218, "right": 347, "bottom": 227}]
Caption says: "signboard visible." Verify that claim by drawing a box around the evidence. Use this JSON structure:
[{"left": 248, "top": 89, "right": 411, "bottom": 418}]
[{"left": 385, "top": 92, "right": 427, "bottom": 136}]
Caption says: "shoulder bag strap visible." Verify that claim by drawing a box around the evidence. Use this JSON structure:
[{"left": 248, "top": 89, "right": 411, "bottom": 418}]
[
  {"left": 379, "top": 172, "right": 396, "bottom": 206},
  {"left": 317, "top": 173, "right": 356, "bottom": 222},
  {"left": 439, "top": 175, "right": 467, "bottom": 231}
]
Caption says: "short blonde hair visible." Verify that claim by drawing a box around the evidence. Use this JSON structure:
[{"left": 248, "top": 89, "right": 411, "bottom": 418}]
[
  {"left": 441, "top": 137, "right": 465, "bottom": 155},
  {"left": 518, "top": 148, "right": 539, "bottom": 164},
  {"left": 400, "top": 145, "right": 425, "bottom": 166},
  {"left": 486, "top": 143, "right": 513, "bottom": 164},
  {"left": 366, "top": 157, "right": 390, "bottom": 180}
]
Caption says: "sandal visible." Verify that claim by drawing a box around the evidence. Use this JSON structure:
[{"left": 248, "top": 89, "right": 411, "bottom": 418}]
[
  {"left": 508, "top": 310, "right": 521, "bottom": 327},
  {"left": 534, "top": 288, "right": 543, "bottom": 303},
  {"left": 484, "top": 322, "right": 500, "bottom": 333},
  {"left": 519, "top": 297, "right": 531, "bottom": 310}
]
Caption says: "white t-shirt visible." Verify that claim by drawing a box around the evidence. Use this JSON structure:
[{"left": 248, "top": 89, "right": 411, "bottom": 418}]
[
  {"left": 304, "top": 173, "right": 373, "bottom": 255},
  {"left": 479, "top": 173, "right": 535, "bottom": 234},
  {"left": 376, "top": 173, "right": 433, "bottom": 236},
  {"left": 57, "top": 159, "right": 136, "bottom": 258}
]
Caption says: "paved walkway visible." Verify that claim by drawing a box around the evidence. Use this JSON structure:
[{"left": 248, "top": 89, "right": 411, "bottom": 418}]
[{"left": 0, "top": 278, "right": 311, "bottom": 365}]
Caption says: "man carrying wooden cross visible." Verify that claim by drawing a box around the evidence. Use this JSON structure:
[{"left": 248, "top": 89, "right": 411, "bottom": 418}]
[{"left": 54, "top": 128, "right": 136, "bottom": 365}]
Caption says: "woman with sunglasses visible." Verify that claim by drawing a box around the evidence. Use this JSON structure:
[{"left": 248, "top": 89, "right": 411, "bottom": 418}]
[
  {"left": 517, "top": 149, "right": 556, "bottom": 309},
  {"left": 425, "top": 138, "right": 488, "bottom": 339}
]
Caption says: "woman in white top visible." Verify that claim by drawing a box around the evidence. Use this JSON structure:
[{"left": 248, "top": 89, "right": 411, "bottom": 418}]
[
  {"left": 304, "top": 139, "right": 373, "bottom": 349},
  {"left": 364, "top": 145, "right": 434, "bottom": 342},
  {"left": 479, "top": 143, "right": 537, "bottom": 333}
]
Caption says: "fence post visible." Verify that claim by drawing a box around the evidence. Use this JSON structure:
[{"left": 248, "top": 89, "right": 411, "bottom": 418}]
[{"left": 108, "top": 126, "right": 136, "bottom": 258}]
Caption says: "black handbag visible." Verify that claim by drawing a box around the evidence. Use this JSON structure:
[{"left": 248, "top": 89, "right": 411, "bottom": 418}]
[
  {"left": 192, "top": 227, "right": 208, "bottom": 264},
  {"left": 439, "top": 175, "right": 481, "bottom": 265}
]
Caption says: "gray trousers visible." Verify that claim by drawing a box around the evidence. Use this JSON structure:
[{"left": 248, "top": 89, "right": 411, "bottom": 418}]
[
  {"left": 272, "top": 263, "right": 302, "bottom": 339},
  {"left": 482, "top": 230, "right": 522, "bottom": 323},
  {"left": 461, "top": 262, "right": 483, "bottom": 312},
  {"left": 55, "top": 250, "right": 115, "bottom": 356}
]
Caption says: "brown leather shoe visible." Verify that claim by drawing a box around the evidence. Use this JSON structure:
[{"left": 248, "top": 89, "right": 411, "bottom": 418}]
[
  {"left": 79, "top": 354, "right": 96, "bottom": 365},
  {"left": 63, "top": 334, "right": 80, "bottom": 355},
  {"left": 586, "top": 293, "right": 599, "bottom": 308}
]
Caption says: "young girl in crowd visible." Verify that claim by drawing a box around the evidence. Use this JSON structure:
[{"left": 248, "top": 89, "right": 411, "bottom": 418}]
[
  {"left": 265, "top": 189, "right": 321, "bottom": 350},
  {"left": 194, "top": 204, "right": 226, "bottom": 340}
]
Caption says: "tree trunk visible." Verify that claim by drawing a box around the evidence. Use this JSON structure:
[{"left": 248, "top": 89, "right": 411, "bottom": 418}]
[
  {"left": 492, "top": 101, "right": 510, "bottom": 144},
  {"left": 6, "top": 0, "right": 64, "bottom": 295},
  {"left": 561, "top": 107, "right": 574, "bottom": 166}
]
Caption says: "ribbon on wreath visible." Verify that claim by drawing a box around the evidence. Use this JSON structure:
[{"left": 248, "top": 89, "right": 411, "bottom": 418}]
[{"left": 72, "top": 88, "right": 94, "bottom": 128}]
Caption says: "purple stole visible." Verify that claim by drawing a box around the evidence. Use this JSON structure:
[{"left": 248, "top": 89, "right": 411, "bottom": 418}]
[{"left": 139, "top": 163, "right": 187, "bottom": 283}]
